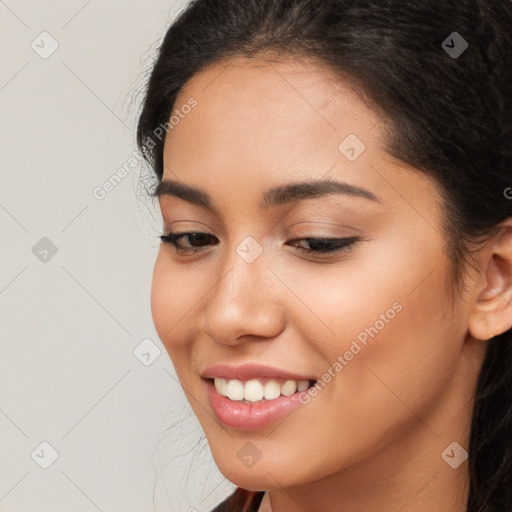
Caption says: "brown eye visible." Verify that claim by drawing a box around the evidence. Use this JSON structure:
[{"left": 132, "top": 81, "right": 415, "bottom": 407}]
[
  {"left": 287, "top": 237, "right": 360, "bottom": 256},
  {"left": 160, "top": 232, "right": 218, "bottom": 251}
]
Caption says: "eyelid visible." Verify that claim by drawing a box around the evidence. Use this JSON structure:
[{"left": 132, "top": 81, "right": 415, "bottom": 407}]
[
  {"left": 159, "top": 230, "right": 361, "bottom": 258},
  {"left": 287, "top": 219, "right": 363, "bottom": 231}
]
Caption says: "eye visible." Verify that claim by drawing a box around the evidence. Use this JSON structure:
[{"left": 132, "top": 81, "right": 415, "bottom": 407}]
[
  {"left": 287, "top": 236, "right": 359, "bottom": 256},
  {"left": 159, "top": 232, "right": 218, "bottom": 253},
  {"left": 159, "top": 231, "right": 359, "bottom": 257}
]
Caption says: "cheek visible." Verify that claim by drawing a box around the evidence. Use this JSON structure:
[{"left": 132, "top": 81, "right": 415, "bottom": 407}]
[
  {"left": 330, "top": 261, "right": 458, "bottom": 426},
  {"left": 253, "top": 257, "right": 461, "bottom": 481},
  {"left": 150, "top": 254, "right": 199, "bottom": 357},
  {"left": 282, "top": 237, "right": 460, "bottom": 416}
]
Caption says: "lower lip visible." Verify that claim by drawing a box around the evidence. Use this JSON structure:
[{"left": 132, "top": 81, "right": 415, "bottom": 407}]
[{"left": 205, "top": 379, "right": 308, "bottom": 431}]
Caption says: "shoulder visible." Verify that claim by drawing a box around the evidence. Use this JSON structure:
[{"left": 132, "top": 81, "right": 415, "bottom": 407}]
[
  {"left": 209, "top": 488, "right": 265, "bottom": 512},
  {"left": 209, "top": 491, "right": 233, "bottom": 512}
]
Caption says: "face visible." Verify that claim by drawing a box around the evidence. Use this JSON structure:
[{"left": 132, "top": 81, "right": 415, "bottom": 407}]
[{"left": 151, "top": 56, "right": 481, "bottom": 491}]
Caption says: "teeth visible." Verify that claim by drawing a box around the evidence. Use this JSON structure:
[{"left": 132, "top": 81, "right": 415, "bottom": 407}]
[
  {"left": 215, "top": 378, "right": 228, "bottom": 397},
  {"left": 226, "top": 379, "right": 244, "bottom": 401},
  {"left": 297, "top": 380, "right": 309, "bottom": 392},
  {"left": 214, "top": 377, "right": 311, "bottom": 402},
  {"left": 263, "top": 379, "right": 281, "bottom": 400},
  {"left": 281, "top": 380, "right": 297, "bottom": 396},
  {"left": 244, "top": 379, "right": 264, "bottom": 401}
]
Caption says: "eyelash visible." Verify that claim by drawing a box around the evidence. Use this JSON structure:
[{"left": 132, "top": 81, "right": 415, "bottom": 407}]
[{"left": 159, "top": 232, "right": 360, "bottom": 257}]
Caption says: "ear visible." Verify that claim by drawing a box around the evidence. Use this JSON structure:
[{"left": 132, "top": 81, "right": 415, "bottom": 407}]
[{"left": 468, "top": 218, "right": 512, "bottom": 341}]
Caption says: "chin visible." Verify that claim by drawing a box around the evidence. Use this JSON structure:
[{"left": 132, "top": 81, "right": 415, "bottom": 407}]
[
  {"left": 221, "top": 471, "right": 278, "bottom": 492},
  {"left": 213, "top": 453, "right": 308, "bottom": 491}
]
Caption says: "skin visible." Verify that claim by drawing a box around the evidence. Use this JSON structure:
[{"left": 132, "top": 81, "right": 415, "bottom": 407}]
[{"left": 150, "top": 56, "right": 512, "bottom": 512}]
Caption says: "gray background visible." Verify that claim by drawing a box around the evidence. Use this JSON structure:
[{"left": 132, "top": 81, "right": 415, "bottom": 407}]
[{"left": 0, "top": 1, "right": 235, "bottom": 510}]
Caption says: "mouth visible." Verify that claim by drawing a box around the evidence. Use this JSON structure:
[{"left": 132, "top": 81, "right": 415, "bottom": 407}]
[
  {"left": 203, "top": 376, "right": 318, "bottom": 430},
  {"left": 205, "top": 377, "right": 317, "bottom": 403}
]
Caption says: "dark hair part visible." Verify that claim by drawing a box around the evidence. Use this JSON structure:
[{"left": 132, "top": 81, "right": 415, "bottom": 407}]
[{"left": 137, "top": 1, "right": 512, "bottom": 511}]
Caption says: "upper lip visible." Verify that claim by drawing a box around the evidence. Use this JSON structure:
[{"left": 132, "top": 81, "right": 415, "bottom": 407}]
[{"left": 201, "top": 363, "right": 316, "bottom": 382}]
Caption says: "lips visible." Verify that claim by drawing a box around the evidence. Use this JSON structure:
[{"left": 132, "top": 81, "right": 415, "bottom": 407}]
[
  {"left": 201, "top": 363, "right": 318, "bottom": 430},
  {"left": 201, "top": 362, "right": 317, "bottom": 382}
]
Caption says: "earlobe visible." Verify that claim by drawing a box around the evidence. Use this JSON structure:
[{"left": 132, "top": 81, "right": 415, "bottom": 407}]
[{"left": 468, "top": 221, "right": 512, "bottom": 341}]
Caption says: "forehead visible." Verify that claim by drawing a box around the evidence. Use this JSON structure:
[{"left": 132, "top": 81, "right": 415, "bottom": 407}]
[
  {"left": 172, "top": 55, "right": 379, "bottom": 133},
  {"left": 159, "top": 56, "right": 443, "bottom": 229},
  {"left": 163, "top": 56, "right": 382, "bottom": 178}
]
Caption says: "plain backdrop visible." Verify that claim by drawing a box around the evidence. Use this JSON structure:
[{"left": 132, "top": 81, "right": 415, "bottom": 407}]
[{"left": 0, "top": 1, "right": 235, "bottom": 510}]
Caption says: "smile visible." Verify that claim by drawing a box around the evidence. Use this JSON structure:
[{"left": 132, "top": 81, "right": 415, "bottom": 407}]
[
  {"left": 213, "top": 377, "right": 315, "bottom": 403},
  {"left": 204, "top": 377, "right": 317, "bottom": 430}
]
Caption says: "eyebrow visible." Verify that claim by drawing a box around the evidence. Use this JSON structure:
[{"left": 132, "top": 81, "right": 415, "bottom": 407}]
[{"left": 153, "top": 178, "right": 381, "bottom": 213}]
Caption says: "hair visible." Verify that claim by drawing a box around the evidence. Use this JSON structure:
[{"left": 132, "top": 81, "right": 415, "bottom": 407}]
[{"left": 136, "top": 1, "right": 512, "bottom": 511}]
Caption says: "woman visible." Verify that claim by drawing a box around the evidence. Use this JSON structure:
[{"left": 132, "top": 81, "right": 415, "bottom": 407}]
[{"left": 137, "top": 1, "right": 512, "bottom": 511}]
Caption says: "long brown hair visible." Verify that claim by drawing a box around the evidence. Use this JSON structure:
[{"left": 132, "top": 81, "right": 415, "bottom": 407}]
[{"left": 225, "top": 488, "right": 263, "bottom": 512}]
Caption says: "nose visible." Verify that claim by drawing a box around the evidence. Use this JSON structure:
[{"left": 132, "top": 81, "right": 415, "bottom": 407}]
[{"left": 201, "top": 240, "right": 285, "bottom": 346}]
